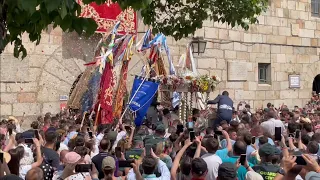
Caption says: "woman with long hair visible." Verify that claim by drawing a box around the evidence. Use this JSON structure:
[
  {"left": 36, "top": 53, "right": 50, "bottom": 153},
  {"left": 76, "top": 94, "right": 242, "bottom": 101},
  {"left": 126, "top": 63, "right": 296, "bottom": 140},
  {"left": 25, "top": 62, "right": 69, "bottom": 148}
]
[
  {"left": 8, "top": 139, "right": 43, "bottom": 179},
  {"left": 7, "top": 146, "right": 24, "bottom": 176}
]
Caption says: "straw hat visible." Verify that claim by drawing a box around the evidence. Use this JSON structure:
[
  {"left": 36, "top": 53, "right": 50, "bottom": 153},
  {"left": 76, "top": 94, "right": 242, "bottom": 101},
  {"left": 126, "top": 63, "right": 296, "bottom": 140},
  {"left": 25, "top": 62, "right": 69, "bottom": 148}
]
[
  {"left": 0, "top": 150, "right": 11, "bottom": 163},
  {"left": 301, "top": 117, "right": 311, "bottom": 123},
  {"left": 8, "top": 116, "right": 19, "bottom": 125}
]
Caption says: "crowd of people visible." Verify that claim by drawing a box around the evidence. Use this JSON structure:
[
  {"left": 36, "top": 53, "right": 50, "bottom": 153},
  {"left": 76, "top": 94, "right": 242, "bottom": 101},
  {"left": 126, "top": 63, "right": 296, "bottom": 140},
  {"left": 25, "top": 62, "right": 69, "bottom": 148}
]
[{"left": 0, "top": 91, "right": 319, "bottom": 180}]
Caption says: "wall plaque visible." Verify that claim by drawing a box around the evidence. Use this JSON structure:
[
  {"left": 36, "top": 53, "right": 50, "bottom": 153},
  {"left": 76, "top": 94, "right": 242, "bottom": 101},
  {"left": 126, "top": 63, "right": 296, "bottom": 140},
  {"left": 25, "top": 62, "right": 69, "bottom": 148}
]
[
  {"left": 289, "top": 74, "right": 300, "bottom": 88},
  {"left": 227, "top": 61, "right": 247, "bottom": 81}
]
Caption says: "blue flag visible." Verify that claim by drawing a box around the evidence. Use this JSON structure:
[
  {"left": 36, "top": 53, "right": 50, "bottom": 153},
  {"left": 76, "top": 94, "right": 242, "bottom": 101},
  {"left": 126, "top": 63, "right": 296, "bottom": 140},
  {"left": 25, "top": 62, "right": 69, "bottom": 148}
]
[{"left": 129, "top": 77, "right": 159, "bottom": 126}]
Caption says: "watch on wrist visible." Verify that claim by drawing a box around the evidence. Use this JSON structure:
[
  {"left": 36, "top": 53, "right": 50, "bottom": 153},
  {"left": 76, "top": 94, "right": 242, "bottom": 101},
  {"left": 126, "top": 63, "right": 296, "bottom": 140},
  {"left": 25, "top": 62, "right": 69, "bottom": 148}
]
[{"left": 277, "top": 167, "right": 285, "bottom": 176}]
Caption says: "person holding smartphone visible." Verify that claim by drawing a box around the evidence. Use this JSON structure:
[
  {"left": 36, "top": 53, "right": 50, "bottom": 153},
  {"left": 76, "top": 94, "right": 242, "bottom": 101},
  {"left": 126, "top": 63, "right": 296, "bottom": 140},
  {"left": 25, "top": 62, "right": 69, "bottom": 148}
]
[{"left": 221, "top": 140, "right": 254, "bottom": 180}]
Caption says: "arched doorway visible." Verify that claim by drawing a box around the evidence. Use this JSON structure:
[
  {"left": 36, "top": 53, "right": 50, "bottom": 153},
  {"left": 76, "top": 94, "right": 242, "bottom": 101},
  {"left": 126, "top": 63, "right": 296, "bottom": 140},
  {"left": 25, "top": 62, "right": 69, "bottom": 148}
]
[{"left": 313, "top": 74, "right": 320, "bottom": 94}]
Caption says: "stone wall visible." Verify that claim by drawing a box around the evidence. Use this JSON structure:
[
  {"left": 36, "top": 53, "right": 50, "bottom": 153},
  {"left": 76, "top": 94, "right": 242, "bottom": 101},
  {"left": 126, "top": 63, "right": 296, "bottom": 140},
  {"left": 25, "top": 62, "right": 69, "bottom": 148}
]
[
  {"left": 1, "top": 0, "right": 320, "bottom": 127},
  {"left": 128, "top": 0, "right": 320, "bottom": 110},
  {"left": 0, "top": 28, "right": 90, "bottom": 127}
]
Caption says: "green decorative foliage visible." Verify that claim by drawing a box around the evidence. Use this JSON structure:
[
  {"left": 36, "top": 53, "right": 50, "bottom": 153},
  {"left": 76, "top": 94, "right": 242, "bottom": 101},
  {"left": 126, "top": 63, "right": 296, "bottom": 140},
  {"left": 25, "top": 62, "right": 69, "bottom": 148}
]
[
  {"left": 0, "top": 0, "right": 268, "bottom": 59},
  {"left": 0, "top": 0, "right": 98, "bottom": 59}
]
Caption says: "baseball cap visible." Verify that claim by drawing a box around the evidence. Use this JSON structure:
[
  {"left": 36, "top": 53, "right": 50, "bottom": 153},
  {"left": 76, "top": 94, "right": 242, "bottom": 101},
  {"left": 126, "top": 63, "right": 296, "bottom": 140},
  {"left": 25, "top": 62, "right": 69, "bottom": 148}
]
[
  {"left": 107, "top": 131, "right": 118, "bottom": 141},
  {"left": 218, "top": 162, "right": 237, "bottom": 179},
  {"left": 64, "top": 152, "right": 81, "bottom": 164},
  {"left": 305, "top": 171, "right": 320, "bottom": 180},
  {"left": 191, "top": 158, "right": 207, "bottom": 176},
  {"left": 102, "top": 156, "right": 116, "bottom": 169},
  {"left": 156, "top": 124, "right": 166, "bottom": 133},
  {"left": 259, "top": 143, "right": 276, "bottom": 157}
]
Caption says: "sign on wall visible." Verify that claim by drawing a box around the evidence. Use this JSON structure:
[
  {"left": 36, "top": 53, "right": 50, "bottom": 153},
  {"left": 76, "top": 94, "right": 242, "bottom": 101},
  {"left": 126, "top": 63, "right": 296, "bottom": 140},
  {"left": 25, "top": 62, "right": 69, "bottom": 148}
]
[
  {"left": 227, "top": 61, "right": 248, "bottom": 81},
  {"left": 289, "top": 74, "right": 300, "bottom": 88}
]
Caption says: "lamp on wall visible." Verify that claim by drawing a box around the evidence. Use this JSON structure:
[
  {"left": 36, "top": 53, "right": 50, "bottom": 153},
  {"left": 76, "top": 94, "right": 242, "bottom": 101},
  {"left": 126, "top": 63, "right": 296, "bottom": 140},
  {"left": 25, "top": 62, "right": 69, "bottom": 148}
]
[{"left": 190, "top": 37, "right": 207, "bottom": 55}]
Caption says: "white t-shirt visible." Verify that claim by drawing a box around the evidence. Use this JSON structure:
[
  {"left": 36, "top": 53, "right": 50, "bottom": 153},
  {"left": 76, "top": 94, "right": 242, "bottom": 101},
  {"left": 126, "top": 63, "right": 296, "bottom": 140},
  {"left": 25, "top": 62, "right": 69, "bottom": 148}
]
[
  {"left": 58, "top": 142, "right": 69, "bottom": 154},
  {"left": 260, "top": 118, "right": 286, "bottom": 136},
  {"left": 112, "top": 131, "right": 127, "bottom": 151},
  {"left": 201, "top": 153, "right": 222, "bottom": 180},
  {"left": 19, "top": 165, "right": 32, "bottom": 179}
]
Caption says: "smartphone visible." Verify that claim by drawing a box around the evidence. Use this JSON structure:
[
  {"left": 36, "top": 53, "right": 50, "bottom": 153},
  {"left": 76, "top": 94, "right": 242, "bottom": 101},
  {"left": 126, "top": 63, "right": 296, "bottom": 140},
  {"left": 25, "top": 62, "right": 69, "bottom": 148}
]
[
  {"left": 189, "top": 131, "right": 195, "bottom": 141},
  {"left": 34, "top": 130, "right": 39, "bottom": 140},
  {"left": 176, "top": 125, "right": 184, "bottom": 135},
  {"left": 118, "top": 160, "right": 134, "bottom": 168},
  {"left": 295, "top": 156, "right": 307, "bottom": 165},
  {"left": 75, "top": 164, "right": 92, "bottom": 172},
  {"left": 295, "top": 130, "right": 301, "bottom": 139},
  {"left": 115, "top": 147, "right": 122, "bottom": 158},
  {"left": 88, "top": 131, "right": 93, "bottom": 139},
  {"left": 187, "top": 122, "right": 194, "bottom": 130},
  {"left": 87, "top": 128, "right": 90, "bottom": 132},
  {"left": 214, "top": 131, "right": 223, "bottom": 136},
  {"left": 25, "top": 138, "right": 33, "bottom": 144},
  {"left": 240, "top": 154, "right": 246, "bottom": 165},
  {"left": 251, "top": 136, "right": 256, "bottom": 144},
  {"left": 275, "top": 127, "right": 281, "bottom": 141},
  {"left": 145, "top": 144, "right": 152, "bottom": 156},
  {"left": 0, "top": 152, "right": 3, "bottom": 163}
]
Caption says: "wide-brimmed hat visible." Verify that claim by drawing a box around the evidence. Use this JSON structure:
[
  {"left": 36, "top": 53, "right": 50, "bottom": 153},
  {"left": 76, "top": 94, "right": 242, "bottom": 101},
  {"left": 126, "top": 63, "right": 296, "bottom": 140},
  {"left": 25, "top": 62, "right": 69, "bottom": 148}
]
[{"left": 8, "top": 116, "right": 19, "bottom": 125}]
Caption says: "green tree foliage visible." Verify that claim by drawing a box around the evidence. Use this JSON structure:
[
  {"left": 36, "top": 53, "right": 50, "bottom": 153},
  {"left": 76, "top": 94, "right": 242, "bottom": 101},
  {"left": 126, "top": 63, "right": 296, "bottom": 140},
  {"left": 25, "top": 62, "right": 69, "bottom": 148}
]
[{"left": 0, "top": 0, "right": 268, "bottom": 59}]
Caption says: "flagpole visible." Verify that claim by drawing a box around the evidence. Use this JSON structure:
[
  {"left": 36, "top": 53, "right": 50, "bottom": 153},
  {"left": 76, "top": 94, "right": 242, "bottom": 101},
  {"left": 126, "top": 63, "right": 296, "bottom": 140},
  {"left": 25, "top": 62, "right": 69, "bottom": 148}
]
[{"left": 118, "top": 69, "right": 151, "bottom": 124}]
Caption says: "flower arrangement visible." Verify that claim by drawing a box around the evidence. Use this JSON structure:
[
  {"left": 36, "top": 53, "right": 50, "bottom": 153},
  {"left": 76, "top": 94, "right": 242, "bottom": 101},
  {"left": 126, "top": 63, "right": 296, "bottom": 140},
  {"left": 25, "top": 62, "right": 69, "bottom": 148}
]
[{"left": 154, "top": 74, "right": 220, "bottom": 92}]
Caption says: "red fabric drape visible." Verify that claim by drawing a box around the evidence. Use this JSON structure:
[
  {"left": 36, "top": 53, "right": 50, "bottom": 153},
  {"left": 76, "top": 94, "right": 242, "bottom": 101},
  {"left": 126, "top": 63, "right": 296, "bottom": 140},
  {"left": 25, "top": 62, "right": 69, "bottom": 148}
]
[
  {"left": 77, "top": 0, "right": 137, "bottom": 34},
  {"left": 99, "top": 63, "right": 114, "bottom": 124}
]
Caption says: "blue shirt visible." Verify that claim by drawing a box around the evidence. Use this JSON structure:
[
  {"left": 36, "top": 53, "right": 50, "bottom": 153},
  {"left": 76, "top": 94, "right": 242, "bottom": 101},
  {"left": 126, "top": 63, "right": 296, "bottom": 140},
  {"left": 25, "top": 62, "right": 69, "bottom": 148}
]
[
  {"left": 216, "top": 148, "right": 229, "bottom": 159},
  {"left": 220, "top": 139, "right": 236, "bottom": 149},
  {"left": 255, "top": 137, "right": 275, "bottom": 147},
  {"left": 222, "top": 156, "right": 254, "bottom": 180},
  {"left": 246, "top": 145, "right": 255, "bottom": 160}
]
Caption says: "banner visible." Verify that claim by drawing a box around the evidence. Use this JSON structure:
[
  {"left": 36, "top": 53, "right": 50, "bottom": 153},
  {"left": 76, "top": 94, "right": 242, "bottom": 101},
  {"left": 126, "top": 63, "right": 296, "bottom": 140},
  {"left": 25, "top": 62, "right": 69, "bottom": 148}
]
[
  {"left": 77, "top": 0, "right": 137, "bottom": 34},
  {"left": 129, "top": 77, "right": 159, "bottom": 126},
  {"left": 99, "top": 63, "right": 114, "bottom": 124}
]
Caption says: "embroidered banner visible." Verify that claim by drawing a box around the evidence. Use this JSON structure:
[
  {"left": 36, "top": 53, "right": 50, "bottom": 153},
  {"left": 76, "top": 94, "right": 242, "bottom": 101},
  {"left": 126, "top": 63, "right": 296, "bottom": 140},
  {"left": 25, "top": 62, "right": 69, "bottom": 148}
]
[
  {"left": 77, "top": 0, "right": 137, "bottom": 34},
  {"left": 129, "top": 77, "right": 159, "bottom": 126}
]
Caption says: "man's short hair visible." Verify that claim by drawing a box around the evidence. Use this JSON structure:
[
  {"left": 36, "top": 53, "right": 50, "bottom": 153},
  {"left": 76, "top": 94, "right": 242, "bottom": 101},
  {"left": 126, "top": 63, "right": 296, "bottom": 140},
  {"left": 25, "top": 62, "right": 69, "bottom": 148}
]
[
  {"left": 312, "top": 133, "right": 320, "bottom": 143},
  {"left": 233, "top": 141, "right": 246, "bottom": 155},
  {"left": 163, "top": 108, "right": 170, "bottom": 116},
  {"left": 44, "top": 131, "right": 57, "bottom": 144},
  {"left": 25, "top": 167, "right": 43, "bottom": 180},
  {"left": 192, "top": 108, "right": 200, "bottom": 116},
  {"left": 301, "top": 134, "right": 311, "bottom": 146},
  {"left": 142, "top": 156, "right": 158, "bottom": 175},
  {"left": 307, "top": 141, "right": 319, "bottom": 154},
  {"left": 100, "top": 138, "right": 110, "bottom": 151},
  {"left": 204, "top": 137, "right": 219, "bottom": 153},
  {"left": 259, "top": 136, "right": 268, "bottom": 145},
  {"left": 303, "top": 123, "right": 313, "bottom": 132},
  {"left": 222, "top": 91, "right": 229, "bottom": 96},
  {"left": 205, "top": 127, "right": 214, "bottom": 135},
  {"left": 243, "top": 133, "right": 252, "bottom": 145}
]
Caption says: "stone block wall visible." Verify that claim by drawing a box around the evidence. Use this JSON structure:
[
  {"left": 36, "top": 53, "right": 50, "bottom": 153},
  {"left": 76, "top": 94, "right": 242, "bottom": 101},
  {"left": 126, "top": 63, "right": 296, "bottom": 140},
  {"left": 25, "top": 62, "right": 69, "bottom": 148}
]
[
  {"left": 0, "top": 28, "right": 88, "bottom": 128},
  {"left": 127, "top": 0, "right": 320, "bottom": 110},
  {"left": 1, "top": 0, "right": 320, "bottom": 127}
]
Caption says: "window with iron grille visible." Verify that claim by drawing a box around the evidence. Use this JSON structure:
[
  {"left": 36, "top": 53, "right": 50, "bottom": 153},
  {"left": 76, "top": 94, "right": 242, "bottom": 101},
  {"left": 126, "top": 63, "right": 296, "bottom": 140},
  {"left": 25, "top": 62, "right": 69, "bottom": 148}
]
[
  {"left": 258, "top": 63, "right": 271, "bottom": 84},
  {"left": 312, "top": 0, "right": 320, "bottom": 17}
]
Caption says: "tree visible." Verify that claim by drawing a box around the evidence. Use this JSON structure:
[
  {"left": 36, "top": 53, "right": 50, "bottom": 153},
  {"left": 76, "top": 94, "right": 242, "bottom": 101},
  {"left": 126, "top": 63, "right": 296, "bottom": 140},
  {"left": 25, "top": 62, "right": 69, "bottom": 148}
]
[{"left": 0, "top": 0, "right": 268, "bottom": 59}]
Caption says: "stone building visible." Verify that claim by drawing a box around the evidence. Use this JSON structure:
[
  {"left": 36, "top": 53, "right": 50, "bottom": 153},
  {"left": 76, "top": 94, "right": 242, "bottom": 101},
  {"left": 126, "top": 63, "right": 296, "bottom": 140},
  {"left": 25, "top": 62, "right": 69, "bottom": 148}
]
[{"left": 0, "top": 0, "right": 320, "bottom": 126}]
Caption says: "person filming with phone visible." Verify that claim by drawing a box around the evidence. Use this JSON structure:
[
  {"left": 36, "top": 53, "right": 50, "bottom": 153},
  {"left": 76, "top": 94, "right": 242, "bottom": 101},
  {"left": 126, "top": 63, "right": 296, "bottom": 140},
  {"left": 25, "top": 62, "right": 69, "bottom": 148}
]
[{"left": 207, "top": 91, "right": 233, "bottom": 129}]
